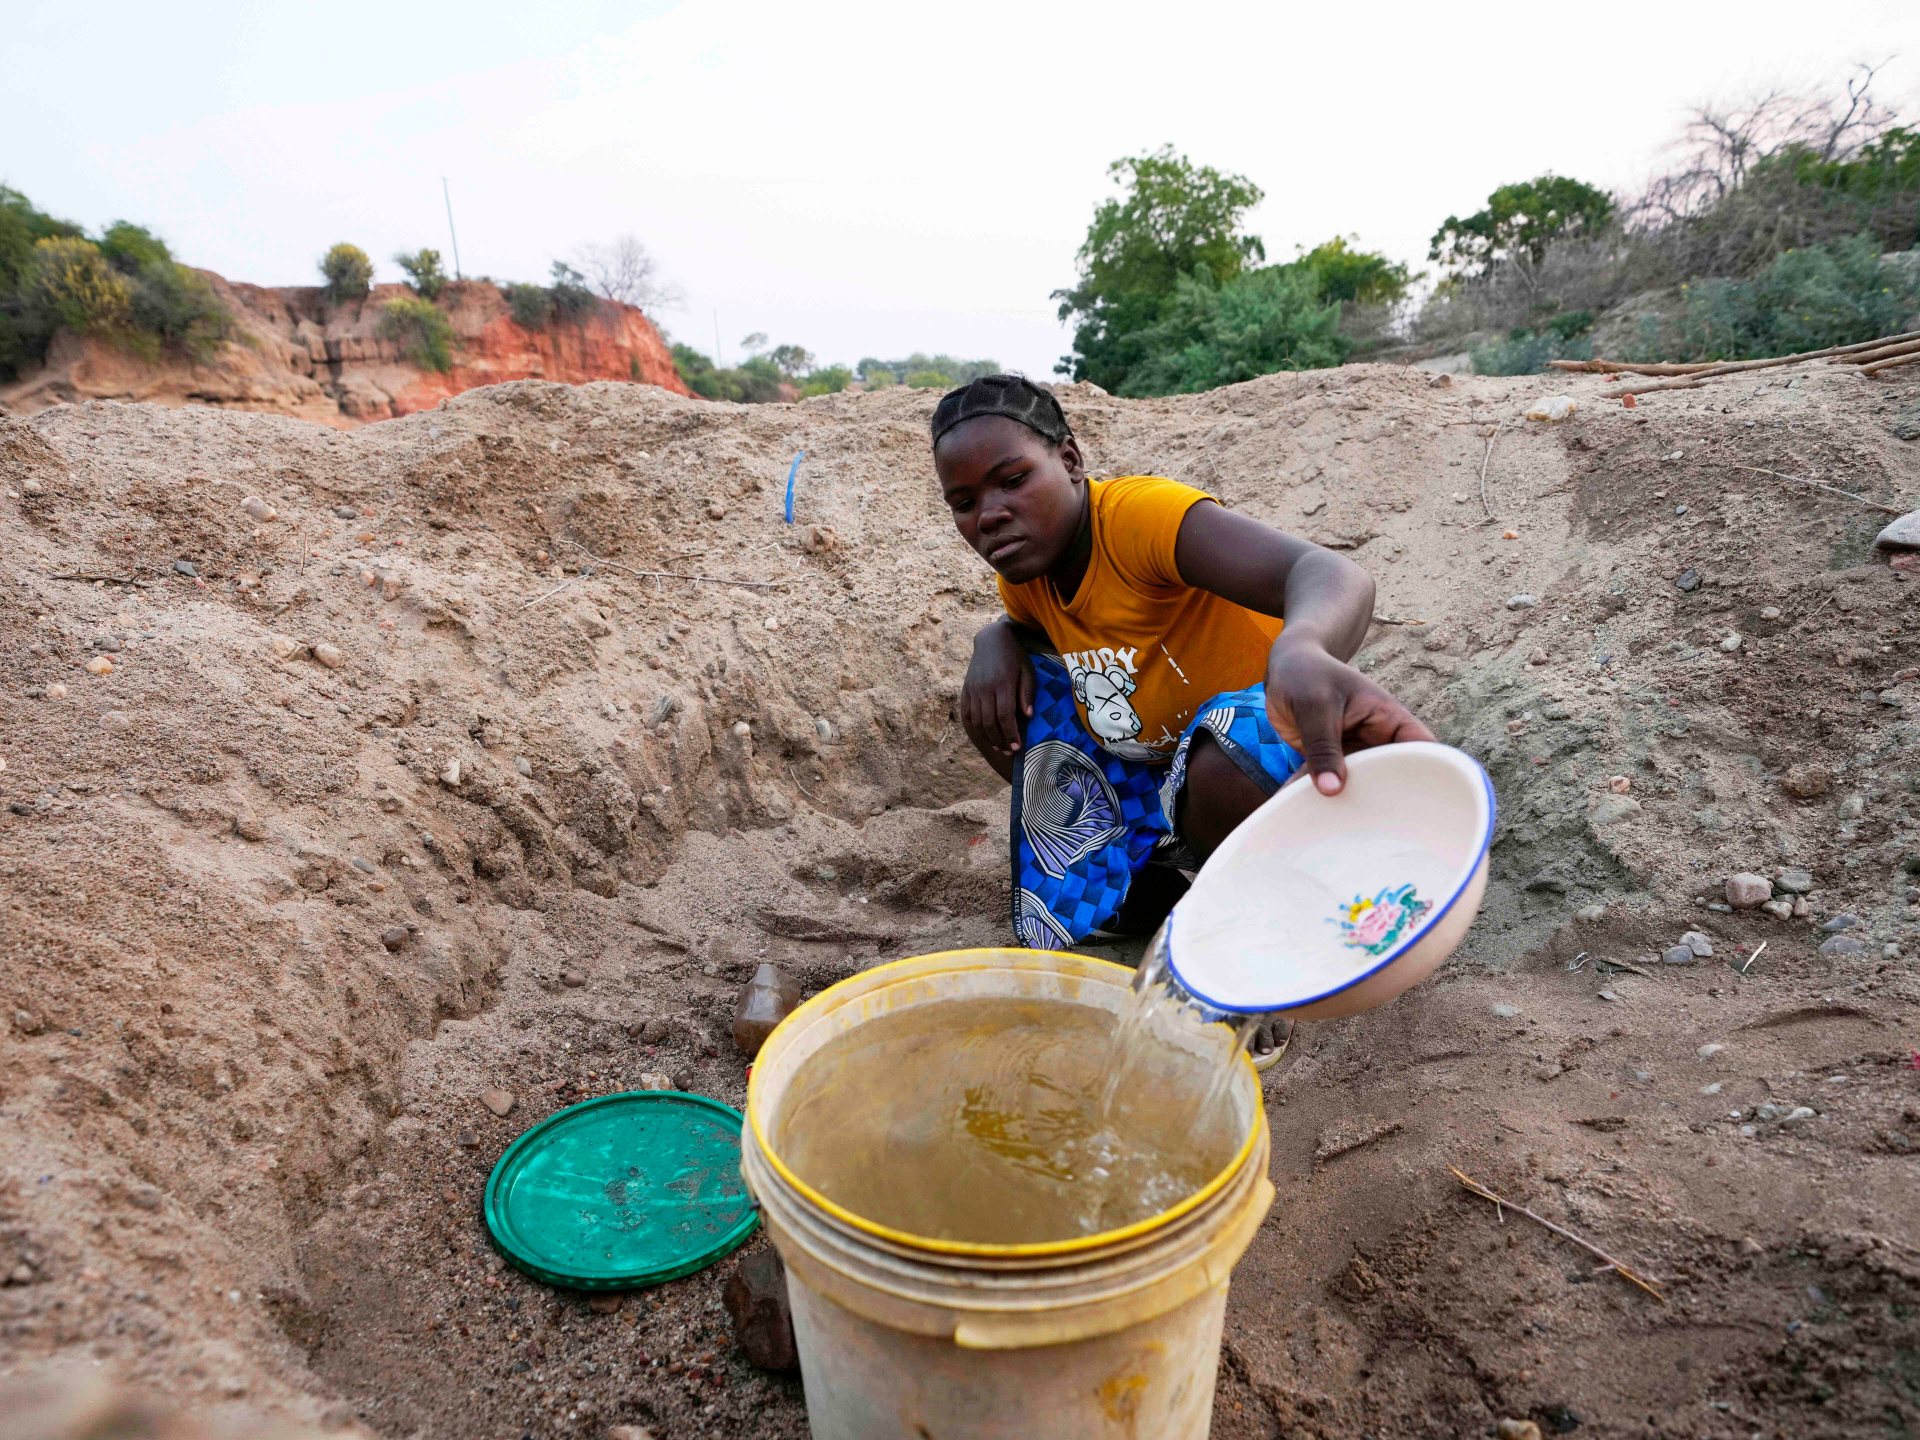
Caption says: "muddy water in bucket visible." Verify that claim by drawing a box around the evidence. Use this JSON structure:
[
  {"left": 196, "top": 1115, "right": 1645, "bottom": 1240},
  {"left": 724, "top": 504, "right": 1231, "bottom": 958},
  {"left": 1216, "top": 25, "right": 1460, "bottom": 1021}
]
[{"left": 776, "top": 986, "right": 1244, "bottom": 1244}]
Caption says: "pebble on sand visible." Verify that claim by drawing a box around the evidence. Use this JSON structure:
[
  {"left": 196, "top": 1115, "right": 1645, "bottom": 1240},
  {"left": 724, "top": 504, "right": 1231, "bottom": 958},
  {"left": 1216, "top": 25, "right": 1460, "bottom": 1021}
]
[
  {"left": 1505, "top": 594, "right": 1538, "bottom": 610},
  {"left": 84, "top": 656, "right": 113, "bottom": 675},
  {"left": 1774, "top": 867, "right": 1814, "bottom": 895},
  {"left": 1496, "top": 1422, "right": 1543, "bottom": 1440},
  {"left": 44, "top": 682, "right": 67, "bottom": 699},
  {"left": 1575, "top": 904, "right": 1606, "bottom": 923},
  {"left": 560, "top": 969, "right": 586, "bottom": 987},
  {"left": 312, "top": 642, "right": 345, "bottom": 669},
  {"left": 638, "top": 1072, "right": 673, "bottom": 1091},
  {"left": 441, "top": 759, "right": 461, "bottom": 786},
  {"left": 1819, "top": 936, "right": 1866, "bottom": 957},
  {"left": 173, "top": 559, "right": 198, "bottom": 577},
  {"left": 268, "top": 634, "right": 302, "bottom": 660},
  {"left": 1720, "top": 634, "right": 1742, "bottom": 653},
  {"left": 379, "top": 925, "right": 409, "bottom": 951},
  {"left": 480, "top": 1089, "right": 516, "bottom": 1118},
  {"left": 232, "top": 813, "right": 265, "bottom": 841},
  {"left": 724, "top": 1250, "right": 800, "bottom": 1372},
  {"left": 1698, "top": 1043, "right": 1726, "bottom": 1060},
  {"left": 1760, "top": 899, "right": 1794, "bottom": 920},
  {"left": 1662, "top": 945, "right": 1697, "bottom": 966},
  {"left": 1680, "top": 931, "right": 1714, "bottom": 958},
  {"left": 1607, "top": 775, "right": 1632, "bottom": 794},
  {"left": 241, "top": 496, "right": 276, "bottom": 522},
  {"left": 1725, "top": 873, "right": 1772, "bottom": 909}
]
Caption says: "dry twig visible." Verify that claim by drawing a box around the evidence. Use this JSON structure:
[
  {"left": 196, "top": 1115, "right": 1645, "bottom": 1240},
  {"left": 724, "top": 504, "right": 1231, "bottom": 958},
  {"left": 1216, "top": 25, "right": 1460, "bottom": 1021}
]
[
  {"left": 1738, "top": 940, "right": 1769, "bottom": 976},
  {"left": 1448, "top": 1166, "right": 1667, "bottom": 1303},
  {"left": 1477, "top": 421, "right": 1503, "bottom": 523},
  {"left": 50, "top": 572, "right": 151, "bottom": 587},
  {"left": 521, "top": 578, "right": 579, "bottom": 610},
  {"left": 1728, "top": 464, "right": 1904, "bottom": 516}
]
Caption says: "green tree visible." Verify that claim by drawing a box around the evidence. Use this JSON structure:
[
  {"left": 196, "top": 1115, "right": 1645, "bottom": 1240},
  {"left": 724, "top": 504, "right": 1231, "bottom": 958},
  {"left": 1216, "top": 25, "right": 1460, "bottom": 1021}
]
[
  {"left": 768, "top": 343, "right": 814, "bottom": 378},
  {"left": 901, "top": 367, "right": 953, "bottom": 388},
  {"left": 506, "top": 282, "right": 553, "bottom": 328},
  {"left": 548, "top": 261, "right": 596, "bottom": 321},
  {"left": 27, "top": 237, "right": 132, "bottom": 334},
  {"left": 98, "top": 221, "right": 173, "bottom": 272},
  {"left": 1055, "top": 146, "right": 1266, "bottom": 392},
  {"left": 394, "top": 248, "right": 448, "bottom": 300},
  {"left": 1117, "top": 264, "right": 1347, "bottom": 397},
  {"left": 739, "top": 331, "right": 768, "bottom": 356},
  {"left": 319, "top": 242, "right": 374, "bottom": 303},
  {"left": 1296, "top": 236, "right": 1416, "bottom": 305},
  {"left": 1429, "top": 175, "right": 1615, "bottom": 276},
  {"left": 856, "top": 356, "right": 894, "bottom": 388},
  {"left": 800, "top": 363, "right": 853, "bottom": 397}
]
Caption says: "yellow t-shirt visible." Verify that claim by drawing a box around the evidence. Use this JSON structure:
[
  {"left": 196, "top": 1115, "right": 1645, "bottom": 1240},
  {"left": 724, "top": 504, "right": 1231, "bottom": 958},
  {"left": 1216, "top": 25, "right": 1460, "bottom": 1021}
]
[{"left": 997, "top": 475, "right": 1283, "bottom": 762}]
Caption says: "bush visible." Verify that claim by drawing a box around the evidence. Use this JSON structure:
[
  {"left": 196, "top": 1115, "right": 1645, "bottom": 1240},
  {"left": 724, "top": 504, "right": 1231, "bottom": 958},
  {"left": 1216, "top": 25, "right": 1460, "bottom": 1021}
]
[
  {"left": 547, "top": 261, "right": 596, "bottom": 322},
  {"left": 1117, "top": 263, "right": 1347, "bottom": 396},
  {"left": 99, "top": 221, "right": 173, "bottom": 272},
  {"left": 320, "top": 243, "right": 373, "bottom": 303},
  {"left": 506, "top": 282, "right": 554, "bottom": 328},
  {"left": 1657, "top": 233, "right": 1918, "bottom": 361},
  {"left": 800, "top": 364, "right": 852, "bottom": 397},
  {"left": 379, "top": 296, "right": 455, "bottom": 372},
  {"left": 27, "top": 237, "right": 132, "bottom": 334},
  {"left": 902, "top": 368, "right": 953, "bottom": 388},
  {"left": 125, "top": 259, "right": 228, "bottom": 360},
  {"left": 394, "top": 248, "right": 448, "bottom": 300},
  {"left": 1470, "top": 329, "right": 1595, "bottom": 375}
]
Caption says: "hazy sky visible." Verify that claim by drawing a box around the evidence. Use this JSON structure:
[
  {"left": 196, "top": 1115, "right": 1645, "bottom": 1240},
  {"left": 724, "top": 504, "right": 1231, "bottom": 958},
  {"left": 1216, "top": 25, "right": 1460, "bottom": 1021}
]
[{"left": 8, "top": 2, "right": 1917, "bottom": 376}]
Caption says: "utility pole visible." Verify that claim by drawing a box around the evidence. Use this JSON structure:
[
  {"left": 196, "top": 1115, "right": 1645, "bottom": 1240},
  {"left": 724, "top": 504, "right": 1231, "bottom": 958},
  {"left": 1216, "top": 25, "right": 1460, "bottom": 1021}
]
[
  {"left": 713, "top": 308, "right": 723, "bottom": 367},
  {"left": 441, "top": 177, "right": 463, "bottom": 280}
]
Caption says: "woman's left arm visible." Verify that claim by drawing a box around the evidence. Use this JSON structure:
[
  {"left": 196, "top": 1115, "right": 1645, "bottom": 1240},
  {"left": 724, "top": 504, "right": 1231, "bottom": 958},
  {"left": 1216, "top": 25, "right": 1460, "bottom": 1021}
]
[{"left": 1173, "top": 502, "right": 1434, "bottom": 795}]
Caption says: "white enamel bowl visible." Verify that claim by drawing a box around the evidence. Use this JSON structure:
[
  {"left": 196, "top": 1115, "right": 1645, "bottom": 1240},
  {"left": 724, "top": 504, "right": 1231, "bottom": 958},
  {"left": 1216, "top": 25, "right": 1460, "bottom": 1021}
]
[{"left": 1165, "top": 741, "right": 1494, "bottom": 1021}]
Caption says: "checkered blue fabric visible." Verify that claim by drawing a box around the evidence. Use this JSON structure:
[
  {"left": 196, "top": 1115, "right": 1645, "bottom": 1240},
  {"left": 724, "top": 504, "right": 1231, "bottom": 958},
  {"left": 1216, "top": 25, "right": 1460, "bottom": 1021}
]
[{"left": 1009, "top": 654, "right": 1303, "bottom": 947}]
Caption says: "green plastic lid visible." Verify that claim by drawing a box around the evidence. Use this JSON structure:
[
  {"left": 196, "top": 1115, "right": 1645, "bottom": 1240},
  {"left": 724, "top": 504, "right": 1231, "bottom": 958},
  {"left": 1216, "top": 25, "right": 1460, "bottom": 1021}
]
[{"left": 483, "top": 1090, "right": 758, "bottom": 1290}]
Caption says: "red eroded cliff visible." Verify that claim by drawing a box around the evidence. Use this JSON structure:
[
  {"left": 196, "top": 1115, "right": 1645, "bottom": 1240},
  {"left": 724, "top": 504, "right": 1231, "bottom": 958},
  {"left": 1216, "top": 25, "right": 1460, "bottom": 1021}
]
[{"left": 0, "top": 274, "right": 689, "bottom": 428}]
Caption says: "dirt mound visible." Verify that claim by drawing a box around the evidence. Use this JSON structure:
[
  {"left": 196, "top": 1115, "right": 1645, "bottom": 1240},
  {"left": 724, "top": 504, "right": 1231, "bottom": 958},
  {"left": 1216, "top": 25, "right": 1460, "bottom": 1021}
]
[
  {"left": 2, "top": 366, "right": 1917, "bottom": 1438},
  {"left": 0, "top": 276, "right": 687, "bottom": 428}
]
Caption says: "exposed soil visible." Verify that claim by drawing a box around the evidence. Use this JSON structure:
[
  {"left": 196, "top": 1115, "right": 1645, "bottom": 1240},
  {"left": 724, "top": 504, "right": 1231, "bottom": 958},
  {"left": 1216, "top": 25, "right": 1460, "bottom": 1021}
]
[{"left": 3, "top": 365, "right": 1918, "bottom": 1439}]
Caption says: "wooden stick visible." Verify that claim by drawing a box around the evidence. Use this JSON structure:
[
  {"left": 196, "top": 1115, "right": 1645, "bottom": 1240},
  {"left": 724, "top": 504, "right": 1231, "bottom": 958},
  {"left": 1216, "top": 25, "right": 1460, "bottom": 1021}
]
[
  {"left": 1862, "top": 351, "right": 1920, "bottom": 377},
  {"left": 1448, "top": 1166, "right": 1667, "bottom": 1303},
  {"left": 50, "top": 572, "right": 151, "bottom": 587},
  {"left": 1597, "top": 957, "right": 1654, "bottom": 978},
  {"left": 1563, "top": 330, "right": 1920, "bottom": 382},
  {"left": 1832, "top": 338, "right": 1920, "bottom": 366},
  {"left": 521, "top": 578, "right": 579, "bottom": 610},
  {"left": 1738, "top": 940, "right": 1769, "bottom": 976},
  {"left": 1603, "top": 331, "right": 1920, "bottom": 396},
  {"left": 1548, "top": 359, "right": 1717, "bottom": 377},
  {"left": 1477, "top": 421, "right": 1503, "bottom": 523},
  {"left": 1727, "top": 464, "right": 1905, "bottom": 516}
]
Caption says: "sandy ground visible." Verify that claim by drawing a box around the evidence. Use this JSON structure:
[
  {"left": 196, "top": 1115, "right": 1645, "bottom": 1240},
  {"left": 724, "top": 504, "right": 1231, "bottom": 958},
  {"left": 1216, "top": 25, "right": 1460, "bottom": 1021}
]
[{"left": 2, "top": 366, "right": 1918, "bottom": 1439}]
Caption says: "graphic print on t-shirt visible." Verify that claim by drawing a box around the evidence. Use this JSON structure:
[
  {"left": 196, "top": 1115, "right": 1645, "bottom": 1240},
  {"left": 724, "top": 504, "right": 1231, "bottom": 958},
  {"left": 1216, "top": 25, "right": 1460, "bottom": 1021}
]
[{"left": 1061, "top": 644, "right": 1160, "bottom": 760}]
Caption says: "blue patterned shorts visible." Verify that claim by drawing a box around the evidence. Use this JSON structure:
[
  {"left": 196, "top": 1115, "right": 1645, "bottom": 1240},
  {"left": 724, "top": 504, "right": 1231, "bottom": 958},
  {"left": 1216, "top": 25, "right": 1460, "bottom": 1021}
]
[{"left": 1010, "top": 652, "right": 1304, "bottom": 948}]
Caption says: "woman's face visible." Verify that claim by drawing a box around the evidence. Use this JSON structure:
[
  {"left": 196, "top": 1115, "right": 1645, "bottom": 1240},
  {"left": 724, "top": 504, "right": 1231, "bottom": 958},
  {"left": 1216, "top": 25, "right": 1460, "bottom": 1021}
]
[{"left": 934, "top": 416, "right": 1085, "bottom": 584}]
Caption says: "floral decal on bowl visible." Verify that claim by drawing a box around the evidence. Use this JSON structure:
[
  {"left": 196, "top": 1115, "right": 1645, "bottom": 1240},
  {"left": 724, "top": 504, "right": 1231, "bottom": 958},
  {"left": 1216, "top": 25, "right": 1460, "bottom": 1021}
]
[{"left": 1332, "top": 883, "right": 1433, "bottom": 956}]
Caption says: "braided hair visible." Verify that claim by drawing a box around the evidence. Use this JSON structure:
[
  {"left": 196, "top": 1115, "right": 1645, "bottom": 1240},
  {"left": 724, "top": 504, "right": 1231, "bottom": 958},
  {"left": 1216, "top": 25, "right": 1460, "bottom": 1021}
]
[{"left": 929, "top": 374, "right": 1071, "bottom": 449}]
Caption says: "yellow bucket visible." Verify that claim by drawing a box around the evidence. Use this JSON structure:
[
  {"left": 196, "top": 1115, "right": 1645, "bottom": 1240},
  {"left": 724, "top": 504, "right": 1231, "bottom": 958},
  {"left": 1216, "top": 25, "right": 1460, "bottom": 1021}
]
[{"left": 742, "top": 947, "right": 1274, "bottom": 1440}]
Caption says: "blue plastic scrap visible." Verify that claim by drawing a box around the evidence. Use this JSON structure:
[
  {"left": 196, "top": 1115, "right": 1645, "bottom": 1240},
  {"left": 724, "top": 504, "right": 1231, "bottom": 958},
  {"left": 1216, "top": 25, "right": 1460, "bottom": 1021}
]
[{"left": 783, "top": 451, "right": 804, "bottom": 523}]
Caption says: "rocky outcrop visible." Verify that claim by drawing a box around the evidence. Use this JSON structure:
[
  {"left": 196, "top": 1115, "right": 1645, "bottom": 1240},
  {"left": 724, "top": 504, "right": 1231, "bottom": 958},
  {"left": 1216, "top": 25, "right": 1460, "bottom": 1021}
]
[{"left": 0, "top": 273, "right": 689, "bottom": 427}]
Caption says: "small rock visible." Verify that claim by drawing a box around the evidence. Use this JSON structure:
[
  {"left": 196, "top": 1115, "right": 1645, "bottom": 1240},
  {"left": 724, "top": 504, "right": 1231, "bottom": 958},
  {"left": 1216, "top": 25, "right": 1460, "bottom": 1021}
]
[
  {"left": 1597, "top": 988, "right": 1618, "bottom": 1002},
  {"left": 1838, "top": 793, "right": 1865, "bottom": 819},
  {"left": 723, "top": 1250, "right": 799, "bottom": 1372},
  {"left": 1725, "top": 873, "right": 1772, "bottom": 909},
  {"left": 173, "top": 559, "right": 198, "bottom": 578},
  {"left": 6, "top": 1264, "right": 35, "bottom": 1286},
  {"left": 1662, "top": 945, "right": 1697, "bottom": 966},
  {"left": 1528, "top": 648, "right": 1550, "bottom": 666},
  {"left": 706, "top": 500, "right": 726, "bottom": 521},
  {"left": 1496, "top": 1422, "right": 1543, "bottom": 1440},
  {"left": 1698, "top": 1043, "right": 1726, "bottom": 1060},
  {"left": 242, "top": 496, "right": 276, "bottom": 522},
  {"left": 561, "top": 969, "right": 587, "bottom": 987},
  {"left": 1760, "top": 899, "right": 1794, "bottom": 920},
  {"left": 638, "top": 1017, "right": 672, "bottom": 1044},
  {"left": 1427, "top": 372, "right": 1453, "bottom": 389},
  {"left": 1679, "top": 930, "right": 1714, "bottom": 958},
  {"left": 814, "top": 717, "right": 837, "bottom": 743},
  {"left": 605, "top": 1429, "right": 657, "bottom": 1440},
  {"left": 638, "top": 1072, "right": 673, "bottom": 1091},
  {"left": 1781, "top": 764, "right": 1832, "bottom": 799},
  {"left": 454, "top": 1129, "right": 480, "bottom": 1149},
  {"left": 84, "top": 655, "right": 114, "bottom": 676},
  {"left": 351, "top": 857, "right": 375, "bottom": 874},
  {"left": 1701, "top": 1082, "right": 1723, "bottom": 1095},
  {"left": 514, "top": 757, "right": 532, "bottom": 777},
  {"left": 232, "top": 813, "right": 265, "bottom": 842},
  {"left": 732, "top": 721, "right": 752, "bottom": 740},
  {"left": 1760, "top": 606, "right": 1782, "bottom": 621},
  {"left": 1675, "top": 568, "right": 1702, "bottom": 593},
  {"left": 43, "top": 682, "right": 66, "bottom": 700},
  {"left": 441, "top": 759, "right": 462, "bottom": 787},
  {"left": 268, "top": 633, "right": 303, "bottom": 661},
  {"left": 1774, "top": 867, "right": 1814, "bottom": 895},
  {"left": 1819, "top": 936, "right": 1866, "bottom": 957},
  {"left": 127, "top": 1184, "right": 163, "bottom": 1211},
  {"left": 1490, "top": 1003, "right": 1521, "bottom": 1019},
  {"left": 1781, "top": 1107, "right": 1817, "bottom": 1126},
  {"left": 1873, "top": 509, "right": 1920, "bottom": 551},
  {"left": 1575, "top": 904, "right": 1606, "bottom": 923},
  {"left": 1607, "top": 775, "right": 1631, "bottom": 794},
  {"left": 100, "top": 709, "right": 131, "bottom": 731},
  {"left": 21, "top": 478, "right": 44, "bottom": 498},
  {"left": 1674, "top": 504, "right": 1689, "bottom": 516},
  {"left": 1505, "top": 593, "right": 1539, "bottom": 610},
  {"left": 1719, "top": 634, "right": 1742, "bottom": 653},
  {"left": 380, "top": 925, "right": 409, "bottom": 951},
  {"left": 480, "top": 1089, "right": 516, "bottom": 1118},
  {"left": 91, "top": 633, "right": 122, "bottom": 652},
  {"left": 1883, "top": 943, "right": 1902, "bottom": 959},
  {"left": 312, "top": 642, "right": 345, "bottom": 669},
  {"left": 1791, "top": 896, "right": 1811, "bottom": 919},
  {"left": 1820, "top": 913, "right": 1861, "bottom": 933},
  {"left": 333, "top": 505, "right": 359, "bottom": 520},
  {"left": 586, "top": 1292, "right": 624, "bottom": 1315}
]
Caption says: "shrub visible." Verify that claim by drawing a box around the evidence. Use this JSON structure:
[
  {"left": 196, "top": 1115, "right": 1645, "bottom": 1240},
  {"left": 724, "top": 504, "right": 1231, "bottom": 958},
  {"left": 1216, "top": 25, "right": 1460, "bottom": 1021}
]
[
  {"left": 800, "top": 364, "right": 852, "bottom": 397},
  {"left": 0, "top": 187, "right": 83, "bottom": 290},
  {"left": 379, "top": 296, "right": 455, "bottom": 372},
  {"left": 319, "top": 243, "right": 373, "bottom": 303},
  {"left": 547, "top": 261, "right": 596, "bottom": 322},
  {"left": 902, "top": 368, "right": 954, "bottom": 388},
  {"left": 126, "top": 259, "right": 228, "bottom": 360},
  {"left": 1657, "top": 233, "right": 1918, "bottom": 361},
  {"left": 394, "top": 248, "right": 448, "bottom": 300},
  {"left": 99, "top": 221, "right": 173, "bottom": 272},
  {"left": 1117, "top": 263, "right": 1347, "bottom": 396},
  {"left": 27, "top": 237, "right": 132, "bottom": 334},
  {"left": 506, "top": 282, "right": 554, "bottom": 328},
  {"left": 1470, "top": 329, "right": 1595, "bottom": 375}
]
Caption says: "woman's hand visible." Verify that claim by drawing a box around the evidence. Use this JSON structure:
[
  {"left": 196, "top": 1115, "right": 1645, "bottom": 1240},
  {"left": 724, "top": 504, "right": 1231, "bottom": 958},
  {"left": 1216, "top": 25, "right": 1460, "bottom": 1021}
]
[
  {"left": 961, "top": 620, "right": 1036, "bottom": 763},
  {"left": 1265, "top": 633, "right": 1434, "bottom": 795}
]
